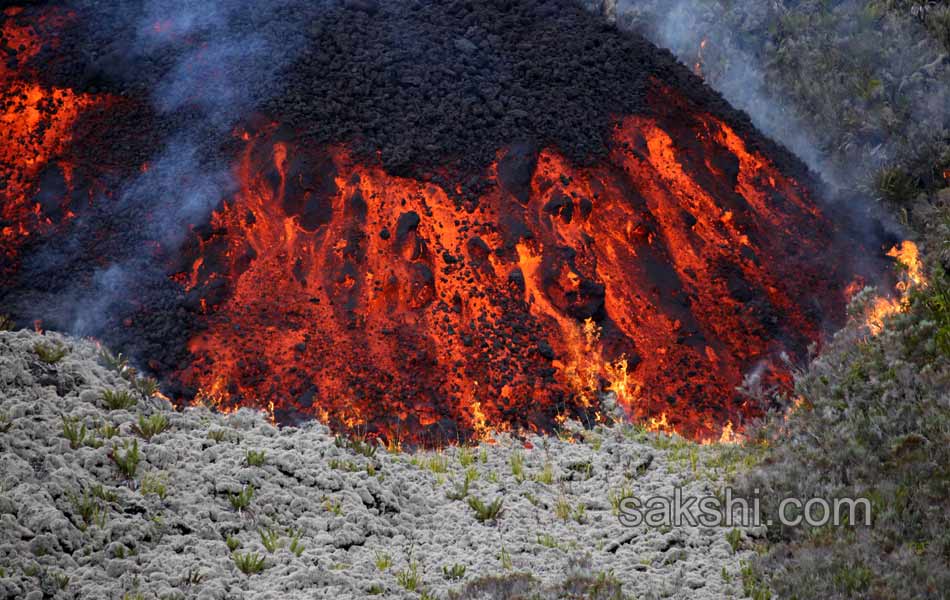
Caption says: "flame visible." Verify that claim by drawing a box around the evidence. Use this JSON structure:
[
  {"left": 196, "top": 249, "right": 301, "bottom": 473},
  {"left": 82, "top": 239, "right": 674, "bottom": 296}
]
[
  {"left": 693, "top": 37, "right": 708, "bottom": 77},
  {"left": 862, "top": 241, "right": 925, "bottom": 334}
]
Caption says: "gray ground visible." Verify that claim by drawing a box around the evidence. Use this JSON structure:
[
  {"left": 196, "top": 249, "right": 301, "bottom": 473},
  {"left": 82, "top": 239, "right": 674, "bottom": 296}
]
[{"left": 0, "top": 329, "right": 758, "bottom": 599}]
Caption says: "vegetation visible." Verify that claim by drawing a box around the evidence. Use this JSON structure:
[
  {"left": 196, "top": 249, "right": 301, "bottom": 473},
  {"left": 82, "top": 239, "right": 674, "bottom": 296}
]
[
  {"left": 396, "top": 561, "right": 421, "bottom": 591},
  {"left": 738, "top": 264, "right": 950, "bottom": 598},
  {"left": 259, "top": 528, "right": 281, "bottom": 553},
  {"left": 101, "top": 389, "right": 137, "bottom": 411},
  {"left": 34, "top": 342, "right": 68, "bottom": 364},
  {"left": 110, "top": 439, "right": 141, "bottom": 480},
  {"left": 443, "top": 563, "right": 466, "bottom": 580},
  {"left": 61, "top": 416, "right": 89, "bottom": 449},
  {"left": 0, "top": 412, "right": 11, "bottom": 433},
  {"left": 0, "top": 314, "right": 14, "bottom": 331},
  {"left": 467, "top": 496, "right": 504, "bottom": 523},
  {"left": 133, "top": 413, "right": 169, "bottom": 440},
  {"left": 245, "top": 449, "right": 267, "bottom": 467},
  {"left": 228, "top": 485, "right": 254, "bottom": 512},
  {"left": 374, "top": 551, "right": 392, "bottom": 571},
  {"left": 232, "top": 551, "right": 265, "bottom": 575},
  {"left": 140, "top": 472, "right": 168, "bottom": 500}
]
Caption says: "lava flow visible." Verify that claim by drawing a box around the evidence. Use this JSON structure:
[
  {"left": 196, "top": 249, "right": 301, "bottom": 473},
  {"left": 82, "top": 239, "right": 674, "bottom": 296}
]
[
  {"left": 0, "top": 8, "right": 102, "bottom": 276},
  {"left": 176, "top": 83, "right": 853, "bottom": 445}
]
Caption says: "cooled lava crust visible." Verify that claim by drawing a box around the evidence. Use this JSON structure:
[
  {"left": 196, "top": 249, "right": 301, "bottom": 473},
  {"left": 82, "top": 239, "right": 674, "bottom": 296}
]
[{"left": 0, "top": 0, "right": 893, "bottom": 443}]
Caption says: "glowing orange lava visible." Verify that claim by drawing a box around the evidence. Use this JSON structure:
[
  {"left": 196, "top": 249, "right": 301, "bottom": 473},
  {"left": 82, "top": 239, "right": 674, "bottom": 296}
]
[
  {"left": 0, "top": 9, "right": 101, "bottom": 274},
  {"left": 177, "top": 83, "right": 854, "bottom": 444}
]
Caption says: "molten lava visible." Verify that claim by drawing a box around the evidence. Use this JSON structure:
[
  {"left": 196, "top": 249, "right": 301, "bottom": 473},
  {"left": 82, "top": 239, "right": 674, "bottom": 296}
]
[
  {"left": 0, "top": 8, "right": 101, "bottom": 275},
  {"left": 177, "top": 84, "right": 851, "bottom": 444}
]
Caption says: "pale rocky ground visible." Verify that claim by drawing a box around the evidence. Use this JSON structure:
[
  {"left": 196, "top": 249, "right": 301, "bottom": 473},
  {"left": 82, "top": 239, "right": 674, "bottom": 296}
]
[{"left": 0, "top": 329, "right": 760, "bottom": 599}]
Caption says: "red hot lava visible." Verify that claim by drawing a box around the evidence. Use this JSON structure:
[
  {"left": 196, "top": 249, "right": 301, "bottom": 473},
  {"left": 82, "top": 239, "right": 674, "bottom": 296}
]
[
  {"left": 0, "top": 8, "right": 105, "bottom": 276},
  {"left": 177, "top": 83, "right": 850, "bottom": 444}
]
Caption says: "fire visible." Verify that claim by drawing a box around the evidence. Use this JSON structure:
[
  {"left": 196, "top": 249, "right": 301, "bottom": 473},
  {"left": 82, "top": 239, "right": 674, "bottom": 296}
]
[
  {"left": 693, "top": 37, "right": 709, "bottom": 77},
  {"left": 862, "top": 241, "right": 925, "bottom": 334},
  {"left": 176, "top": 81, "right": 852, "bottom": 443}
]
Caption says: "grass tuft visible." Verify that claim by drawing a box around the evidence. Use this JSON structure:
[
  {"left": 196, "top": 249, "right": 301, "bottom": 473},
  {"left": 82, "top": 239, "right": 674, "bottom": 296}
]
[
  {"left": 110, "top": 439, "right": 141, "bottom": 480},
  {"left": 232, "top": 551, "right": 265, "bottom": 575},
  {"left": 133, "top": 413, "right": 169, "bottom": 441},
  {"left": 467, "top": 495, "right": 504, "bottom": 523},
  {"left": 34, "top": 342, "right": 68, "bottom": 364},
  {"left": 101, "top": 389, "right": 137, "bottom": 411}
]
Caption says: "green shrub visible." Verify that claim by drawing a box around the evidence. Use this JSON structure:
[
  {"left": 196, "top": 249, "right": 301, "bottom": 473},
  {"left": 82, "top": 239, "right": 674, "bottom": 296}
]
[
  {"left": 0, "top": 412, "right": 11, "bottom": 433},
  {"left": 101, "top": 389, "right": 137, "bottom": 411},
  {"left": 226, "top": 536, "right": 241, "bottom": 552},
  {"left": 289, "top": 531, "right": 305, "bottom": 557},
  {"left": 140, "top": 472, "right": 168, "bottom": 500},
  {"left": 467, "top": 496, "right": 504, "bottom": 523},
  {"left": 111, "top": 439, "right": 141, "bottom": 480},
  {"left": 34, "top": 342, "right": 68, "bottom": 364},
  {"left": 0, "top": 315, "right": 13, "bottom": 331},
  {"left": 228, "top": 485, "right": 254, "bottom": 511},
  {"left": 259, "top": 528, "right": 280, "bottom": 553},
  {"left": 232, "top": 551, "right": 265, "bottom": 575},
  {"left": 874, "top": 165, "right": 918, "bottom": 204},
  {"left": 374, "top": 551, "right": 392, "bottom": 571},
  {"left": 133, "top": 413, "right": 169, "bottom": 441},
  {"left": 396, "top": 561, "right": 421, "bottom": 591},
  {"left": 443, "top": 563, "right": 466, "bottom": 580},
  {"left": 245, "top": 449, "right": 266, "bottom": 467},
  {"left": 61, "top": 416, "right": 89, "bottom": 449}
]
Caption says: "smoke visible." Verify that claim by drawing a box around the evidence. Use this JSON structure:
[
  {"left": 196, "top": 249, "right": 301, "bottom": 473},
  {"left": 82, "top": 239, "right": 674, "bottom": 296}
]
[
  {"left": 57, "top": 0, "right": 314, "bottom": 339},
  {"left": 606, "top": 0, "right": 949, "bottom": 192}
]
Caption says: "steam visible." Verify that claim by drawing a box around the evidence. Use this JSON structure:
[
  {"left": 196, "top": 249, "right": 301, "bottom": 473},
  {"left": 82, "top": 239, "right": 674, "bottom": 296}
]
[
  {"left": 62, "top": 0, "right": 311, "bottom": 338},
  {"left": 605, "top": 0, "right": 948, "bottom": 191}
]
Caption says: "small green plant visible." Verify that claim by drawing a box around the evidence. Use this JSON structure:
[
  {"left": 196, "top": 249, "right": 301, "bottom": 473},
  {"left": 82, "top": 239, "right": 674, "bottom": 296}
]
[
  {"left": 96, "top": 420, "right": 119, "bottom": 439},
  {"left": 396, "top": 561, "right": 421, "bottom": 591},
  {"left": 458, "top": 446, "right": 475, "bottom": 467},
  {"left": 207, "top": 429, "right": 228, "bottom": 443},
  {"left": 467, "top": 496, "right": 504, "bottom": 523},
  {"left": 572, "top": 503, "right": 587, "bottom": 524},
  {"left": 479, "top": 447, "right": 488, "bottom": 463},
  {"left": 873, "top": 165, "right": 917, "bottom": 204},
  {"left": 608, "top": 485, "right": 634, "bottom": 515},
  {"left": 97, "top": 347, "right": 128, "bottom": 373},
  {"left": 101, "top": 389, "right": 137, "bottom": 411},
  {"left": 228, "top": 485, "right": 254, "bottom": 512},
  {"left": 89, "top": 483, "right": 117, "bottom": 503},
  {"left": 69, "top": 489, "right": 105, "bottom": 530},
  {"left": 34, "top": 341, "right": 68, "bottom": 364},
  {"left": 133, "top": 376, "right": 159, "bottom": 399},
  {"left": 140, "top": 472, "right": 168, "bottom": 500},
  {"left": 445, "top": 473, "right": 471, "bottom": 501},
  {"left": 323, "top": 497, "right": 343, "bottom": 516},
  {"left": 726, "top": 528, "right": 742, "bottom": 554},
  {"left": 226, "top": 536, "right": 241, "bottom": 552},
  {"left": 61, "top": 416, "right": 89, "bottom": 449},
  {"left": 367, "top": 584, "right": 384, "bottom": 595},
  {"left": 537, "top": 533, "right": 559, "bottom": 548},
  {"left": 289, "top": 531, "right": 305, "bottom": 557},
  {"left": 133, "top": 413, "right": 169, "bottom": 440},
  {"left": 442, "top": 563, "right": 466, "bottom": 580},
  {"left": 554, "top": 496, "right": 571, "bottom": 521},
  {"left": 426, "top": 453, "right": 449, "bottom": 474},
  {"left": 533, "top": 460, "right": 554, "bottom": 484},
  {"left": 374, "top": 551, "right": 393, "bottom": 571},
  {"left": 245, "top": 449, "right": 267, "bottom": 467},
  {"left": 739, "top": 560, "right": 772, "bottom": 600},
  {"left": 499, "top": 546, "right": 512, "bottom": 570},
  {"left": 233, "top": 551, "right": 265, "bottom": 575},
  {"left": 0, "top": 314, "right": 14, "bottom": 331},
  {"left": 50, "top": 571, "right": 69, "bottom": 590},
  {"left": 259, "top": 528, "right": 281, "bottom": 553},
  {"left": 111, "top": 439, "right": 141, "bottom": 480},
  {"left": 510, "top": 451, "right": 525, "bottom": 482},
  {"left": 0, "top": 412, "right": 11, "bottom": 433}
]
